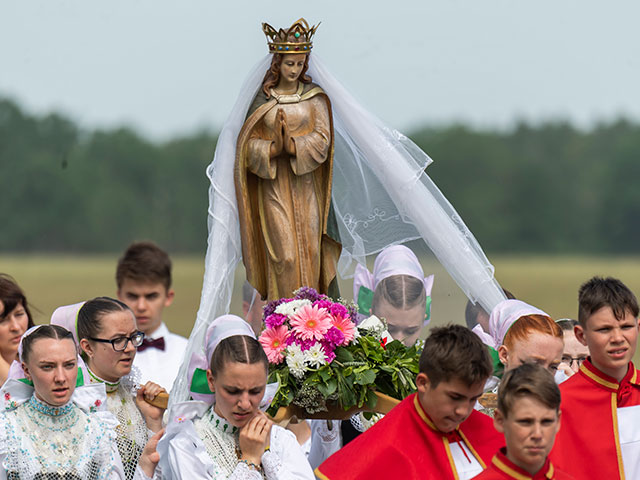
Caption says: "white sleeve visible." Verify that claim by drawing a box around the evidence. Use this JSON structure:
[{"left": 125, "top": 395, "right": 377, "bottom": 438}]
[
  {"left": 0, "top": 454, "right": 6, "bottom": 480},
  {"left": 108, "top": 441, "right": 127, "bottom": 480},
  {"left": 263, "top": 426, "right": 315, "bottom": 480},
  {"left": 306, "top": 420, "right": 342, "bottom": 471}
]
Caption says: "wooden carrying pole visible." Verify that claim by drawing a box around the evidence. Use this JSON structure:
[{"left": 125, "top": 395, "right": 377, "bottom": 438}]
[{"left": 144, "top": 391, "right": 400, "bottom": 427}]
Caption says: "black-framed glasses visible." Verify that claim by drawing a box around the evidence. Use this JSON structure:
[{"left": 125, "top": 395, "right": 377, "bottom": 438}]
[
  {"left": 561, "top": 355, "right": 587, "bottom": 367},
  {"left": 89, "top": 331, "right": 145, "bottom": 352}
]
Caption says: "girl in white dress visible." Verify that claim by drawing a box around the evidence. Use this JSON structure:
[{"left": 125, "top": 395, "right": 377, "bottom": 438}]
[
  {"left": 157, "top": 314, "right": 314, "bottom": 479},
  {"left": 76, "top": 297, "right": 166, "bottom": 480},
  {"left": 0, "top": 324, "right": 159, "bottom": 479}
]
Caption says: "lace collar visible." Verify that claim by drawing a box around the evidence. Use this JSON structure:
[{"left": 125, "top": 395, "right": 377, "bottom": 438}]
[
  {"left": 87, "top": 367, "right": 121, "bottom": 394},
  {"left": 27, "top": 394, "right": 74, "bottom": 417},
  {"left": 206, "top": 407, "right": 239, "bottom": 436}
]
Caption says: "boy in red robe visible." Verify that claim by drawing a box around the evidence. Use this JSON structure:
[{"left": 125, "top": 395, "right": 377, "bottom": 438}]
[
  {"left": 551, "top": 276, "right": 640, "bottom": 479},
  {"left": 316, "top": 325, "right": 503, "bottom": 480},
  {"left": 472, "top": 363, "right": 573, "bottom": 480}
]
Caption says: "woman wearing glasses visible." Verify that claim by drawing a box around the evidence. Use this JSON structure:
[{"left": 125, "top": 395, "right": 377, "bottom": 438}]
[
  {"left": 556, "top": 318, "right": 589, "bottom": 378},
  {"left": 78, "top": 297, "right": 166, "bottom": 480}
]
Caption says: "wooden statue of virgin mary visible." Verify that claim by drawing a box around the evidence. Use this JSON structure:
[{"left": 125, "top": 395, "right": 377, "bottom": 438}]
[{"left": 234, "top": 18, "right": 341, "bottom": 301}]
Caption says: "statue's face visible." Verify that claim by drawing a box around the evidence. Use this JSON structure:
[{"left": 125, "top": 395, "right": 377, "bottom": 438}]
[{"left": 279, "top": 53, "right": 306, "bottom": 83}]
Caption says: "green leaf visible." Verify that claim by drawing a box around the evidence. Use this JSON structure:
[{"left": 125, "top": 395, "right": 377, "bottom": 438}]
[
  {"left": 354, "top": 368, "right": 377, "bottom": 386},
  {"left": 335, "top": 347, "right": 354, "bottom": 363}
]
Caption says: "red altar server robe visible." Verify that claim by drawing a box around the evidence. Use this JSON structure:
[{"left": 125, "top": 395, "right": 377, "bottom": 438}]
[
  {"left": 316, "top": 393, "right": 503, "bottom": 480},
  {"left": 472, "top": 449, "right": 573, "bottom": 480},
  {"left": 551, "top": 359, "right": 640, "bottom": 480}
]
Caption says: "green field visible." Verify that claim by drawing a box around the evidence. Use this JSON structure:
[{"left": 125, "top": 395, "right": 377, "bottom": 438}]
[{"left": 2, "top": 254, "right": 640, "bottom": 363}]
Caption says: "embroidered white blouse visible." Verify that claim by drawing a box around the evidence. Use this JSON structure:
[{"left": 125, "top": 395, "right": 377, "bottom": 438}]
[
  {"left": 157, "top": 401, "right": 315, "bottom": 480},
  {"left": 0, "top": 380, "right": 151, "bottom": 480}
]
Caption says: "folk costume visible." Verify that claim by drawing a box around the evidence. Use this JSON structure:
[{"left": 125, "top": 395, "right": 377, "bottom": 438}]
[
  {"left": 87, "top": 366, "right": 152, "bottom": 480},
  {"left": 157, "top": 315, "right": 315, "bottom": 479},
  {"left": 316, "top": 393, "right": 503, "bottom": 480},
  {"left": 472, "top": 449, "right": 573, "bottom": 480},
  {"left": 0, "top": 325, "right": 150, "bottom": 480},
  {"left": 171, "top": 17, "right": 506, "bottom": 407},
  {"left": 51, "top": 303, "right": 155, "bottom": 480},
  {"left": 551, "top": 359, "right": 640, "bottom": 480}
]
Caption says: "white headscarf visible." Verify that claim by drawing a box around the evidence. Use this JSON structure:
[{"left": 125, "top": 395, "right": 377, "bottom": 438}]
[
  {"left": 472, "top": 299, "right": 548, "bottom": 349},
  {"left": 352, "top": 245, "right": 434, "bottom": 326}
]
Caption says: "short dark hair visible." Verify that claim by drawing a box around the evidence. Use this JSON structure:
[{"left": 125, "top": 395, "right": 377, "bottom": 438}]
[
  {"left": 578, "top": 276, "right": 639, "bottom": 328},
  {"left": 419, "top": 324, "right": 492, "bottom": 388},
  {"left": 77, "top": 296, "right": 132, "bottom": 340},
  {"left": 464, "top": 289, "right": 515, "bottom": 329},
  {"left": 556, "top": 318, "right": 578, "bottom": 331},
  {"left": 372, "top": 275, "right": 426, "bottom": 313},
  {"left": 116, "top": 241, "right": 172, "bottom": 291},
  {"left": 0, "top": 274, "right": 35, "bottom": 328},
  {"left": 210, "top": 335, "right": 268, "bottom": 378},
  {"left": 497, "top": 363, "right": 560, "bottom": 418},
  {"left": 22, "top": 324, "right": 75, "bottom": 364}
]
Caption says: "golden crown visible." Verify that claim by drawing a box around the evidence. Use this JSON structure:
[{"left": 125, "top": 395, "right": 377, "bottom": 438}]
[{"left": 262, "top": 18, "right": 319, "bottom": 54}]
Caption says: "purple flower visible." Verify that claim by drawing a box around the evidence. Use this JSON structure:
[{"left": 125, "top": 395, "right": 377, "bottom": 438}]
[
  {"left": 324, "top": 327, "right": 345, "bottom": 348},
  {"left": 294, "top": 286, "right": 326, "bottom": 303},
  {"left": 313, "top": 299, "right": 333, "bottom": 310},
  {"left": 296, "top": 338, "right": 316, "bottom": 351},
  {"left": 321, "top": 341, "right": 337, "bottom": 363},
  {"left": 265, "top": 313, "right": 287, "bottom": 329},
  {"left": 345, "top": 302, "right": 358, "bottom": 324},
  {"left": 263, "top": 297, "right": 292, "bottom": 318},
  {"left": 329, "top": 303, "right": 348, "bottom": 318}
]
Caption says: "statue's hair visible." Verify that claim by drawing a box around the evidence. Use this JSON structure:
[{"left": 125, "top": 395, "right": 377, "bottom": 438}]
[{"left": 262, "top": 53, "right": 312, "bottom": 98}]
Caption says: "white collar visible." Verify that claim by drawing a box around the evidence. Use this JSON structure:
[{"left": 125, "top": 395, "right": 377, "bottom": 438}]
[{"left": 146, "top": 322, "right": 169, "bottom": 340}]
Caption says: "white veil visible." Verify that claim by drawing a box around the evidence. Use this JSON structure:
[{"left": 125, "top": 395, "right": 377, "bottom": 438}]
[{"left": 170, "top": 54, "right": 506, "bottom": 405}]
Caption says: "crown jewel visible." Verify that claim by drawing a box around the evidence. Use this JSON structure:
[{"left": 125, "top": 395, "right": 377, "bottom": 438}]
[{"left": 262, "top": 18, "right": 319, "bottom": 54}]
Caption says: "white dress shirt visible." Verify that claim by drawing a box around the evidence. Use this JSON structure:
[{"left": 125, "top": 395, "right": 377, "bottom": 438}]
[{"left": 133, "top": 322, "right": 188, "bottom": 391}]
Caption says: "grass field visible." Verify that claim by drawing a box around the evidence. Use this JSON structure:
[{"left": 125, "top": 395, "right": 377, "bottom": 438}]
[{"left": 2, "top": 253, "right": 640, "bottom": 363}]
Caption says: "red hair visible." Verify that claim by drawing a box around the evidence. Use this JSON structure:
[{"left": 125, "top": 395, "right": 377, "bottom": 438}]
[{"left": 503, "top": 314, "right": 562, "bottom": 349}]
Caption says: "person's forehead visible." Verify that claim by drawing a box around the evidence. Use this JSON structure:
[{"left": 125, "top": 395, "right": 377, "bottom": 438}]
[
  {"left": 436, "top": 378, "right": 484, "bottom": 396},
  {"left": 507, "top": 396, "right": 558, "bottom": 417},
  {"left": 30, "top": 337, "right": 76, "bottom": 362},
  {"left": 99, "top": 310, "right": 137, "bottom": 335},
  {"left": 119, "top": 278, "right": 167, "bottom": 295},
  {"left": 217, "top": 361, "right": 266, "bottom": 385},
  {"left": 375, "top": 302, "right": 423, "bottom": 327}
]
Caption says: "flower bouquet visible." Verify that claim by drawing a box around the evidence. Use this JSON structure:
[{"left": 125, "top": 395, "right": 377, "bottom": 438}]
[{"left": 259, "top": 287, "right": 420, "bottom": 420}]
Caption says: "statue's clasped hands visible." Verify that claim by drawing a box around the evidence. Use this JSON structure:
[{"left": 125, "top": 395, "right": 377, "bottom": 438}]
[{"left": 271, "top": 109, "right": 296, "bottom": 157}]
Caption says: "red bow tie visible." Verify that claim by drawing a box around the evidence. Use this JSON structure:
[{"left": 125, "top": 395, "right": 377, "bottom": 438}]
[{"left": 137, "top": 337, "right": 166, "bottom": 352}]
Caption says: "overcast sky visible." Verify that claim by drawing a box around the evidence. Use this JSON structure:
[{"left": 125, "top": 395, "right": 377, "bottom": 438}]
[{"left": 1, "top": 0, "right": 639, "bottom": 139}]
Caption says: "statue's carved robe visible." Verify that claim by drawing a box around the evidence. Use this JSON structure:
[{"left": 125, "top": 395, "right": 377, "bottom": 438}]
[{"left": 235, "top": 82, "right": 341, "bottom": 300}]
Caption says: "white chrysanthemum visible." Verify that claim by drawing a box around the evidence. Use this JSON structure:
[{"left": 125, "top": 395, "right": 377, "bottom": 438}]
[
  {"left": 286, "top": 343, "right": 303, "bottom": 357},
  {"left": 286, "top": 349, "right": 307, "bottom": 379},
  {"left": 303, "top": 343, "right": 327, "bottom": 368},
  {"left": 276, "top": 299, "right": 312, "bottom": 317}
]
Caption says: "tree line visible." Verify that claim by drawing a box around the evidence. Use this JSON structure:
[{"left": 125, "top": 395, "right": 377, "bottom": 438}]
[{"left": 1, "top": 97, "right": 638, "bottom": 254}]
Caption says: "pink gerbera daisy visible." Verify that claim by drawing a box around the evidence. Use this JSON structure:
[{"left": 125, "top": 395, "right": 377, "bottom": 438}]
[
  {"left": 259, "top": 325, "right": 290, "bottom": 364},
  {"left": 290, "top": 304, "right": 332, "bottom": 341},
  {"left": 331, "top": 314, "right": 356, "bottom": 345}
]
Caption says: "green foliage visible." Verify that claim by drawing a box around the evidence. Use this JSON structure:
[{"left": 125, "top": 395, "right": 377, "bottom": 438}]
[
  {"left": 266, "top": 333, "right": 420, "bottom": 417},
  {"left": 2, "top": 96, "right": 640, "bottom": 254}
]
